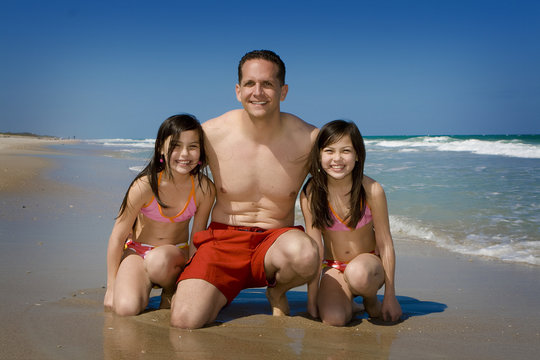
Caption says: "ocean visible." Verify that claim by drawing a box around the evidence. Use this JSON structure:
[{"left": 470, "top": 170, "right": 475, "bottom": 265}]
[{"left": 81, "top": 135, "right": 540, "bottom": 266}]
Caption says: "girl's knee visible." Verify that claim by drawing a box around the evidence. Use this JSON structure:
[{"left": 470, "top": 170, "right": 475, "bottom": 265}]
[
  {"left": 146, "top": 246, "right": 184, "bottom": 266},
  {"left": 113, "top": 296, "right": 146, "bottom": 316},
  {"left": 344, "top": 258, "right": 383, "bottom": 293},
  {"left": 145, "top": 248, "right": 186, "bottom": 284},
  {"left": 320, "top": 307, "right": 350, "bottom": 327}
]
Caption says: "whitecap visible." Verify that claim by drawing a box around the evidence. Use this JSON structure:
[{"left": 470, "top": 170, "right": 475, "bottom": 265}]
[
  {"left": 129, "top": 166, "right": 145, "bottom": 173},
  {"left": 369, "top": 136, "right": 540, "bottom": 159}
]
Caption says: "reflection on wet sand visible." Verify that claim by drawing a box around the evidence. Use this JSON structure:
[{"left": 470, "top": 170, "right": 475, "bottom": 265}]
[
  {"left": 103, "top": 306, "right": 398, "bottom": 359},
  {"left": 103, "top": 310, "right": 175, "bottom": 359},
  {"left": 101, "top": 288, "right": 450, "bottom": 359},
  {"left": 169, "top": 314, "right": 397, "bottom": 359}
]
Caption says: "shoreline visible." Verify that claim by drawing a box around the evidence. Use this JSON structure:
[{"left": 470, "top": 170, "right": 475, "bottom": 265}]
[
  {"left": 0, "top": 134, "right": 78, "bottom": 193},
  {"left": 1, "top": 135, "right": 539, "bottom": 359}
]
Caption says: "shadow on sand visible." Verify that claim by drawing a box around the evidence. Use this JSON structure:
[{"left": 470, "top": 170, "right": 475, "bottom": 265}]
[{"left": 148, "top": 288, "right": 447, "bottom": 323}]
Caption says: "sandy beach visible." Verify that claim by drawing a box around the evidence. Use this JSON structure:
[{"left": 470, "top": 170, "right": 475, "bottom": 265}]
[{"left": 1, "top": 135, "right": 539, "bottom": 359}]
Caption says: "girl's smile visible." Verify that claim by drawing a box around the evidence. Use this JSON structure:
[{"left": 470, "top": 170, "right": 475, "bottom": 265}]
[
  {"left": 164, "top": 130, "right": 201, "bottom": 175},
  {"left": 320, "top": 135, "right": 357, "bottom": 180}
]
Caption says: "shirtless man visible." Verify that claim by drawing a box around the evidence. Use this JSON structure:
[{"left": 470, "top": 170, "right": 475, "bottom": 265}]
[{"left": 170, "top": 50, "right": 319, "bottom": 329}]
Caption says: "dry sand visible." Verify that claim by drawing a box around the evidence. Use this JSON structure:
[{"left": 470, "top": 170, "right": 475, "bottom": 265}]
[{"left": 1, "top": 135, "right": 539, "bottom": 359}]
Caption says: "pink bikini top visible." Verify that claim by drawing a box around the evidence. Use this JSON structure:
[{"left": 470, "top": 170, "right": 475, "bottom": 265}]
[
  {"left": 326, "top": 202, "right": 373, "bottom": 231},
  {"left": 140, "top": 173, "right": 197, "bottom": 223}
]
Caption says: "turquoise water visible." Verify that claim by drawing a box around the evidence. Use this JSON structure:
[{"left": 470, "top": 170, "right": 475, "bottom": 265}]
[
  {"left": 82, "top": 135, "right": 540, "bottom": 266},
  {"left": 364, "top": 135, "right": 539, "bottom": 266}
]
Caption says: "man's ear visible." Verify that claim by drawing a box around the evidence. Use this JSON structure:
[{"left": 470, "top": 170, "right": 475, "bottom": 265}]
[
  {"left": 280, "top": 84, "right": 289, "bottom": 101},
  {"left": 235, "top": 83, "right": 241, "bottom": 102}
]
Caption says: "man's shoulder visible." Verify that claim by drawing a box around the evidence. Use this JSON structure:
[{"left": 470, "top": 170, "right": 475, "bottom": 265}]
[
  {"left": 281, "top": 112, "right": 313, "bottom": 127},
  {"left": 281, "top": 112, "right": 318, "bottom": 139},
  {"left": 202, "top": 110, "right": 242, "bottom": 139},
  {"left": 203, "top": 110, "right": 243, "bottom": 136},
  {"left": 204, "top": 109, "right": 242, "bottom": 126}
]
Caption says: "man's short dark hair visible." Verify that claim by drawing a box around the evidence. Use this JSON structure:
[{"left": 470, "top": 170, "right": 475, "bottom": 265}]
[{"left": 238, "top": 50, "right": 286, "bottom": 86}]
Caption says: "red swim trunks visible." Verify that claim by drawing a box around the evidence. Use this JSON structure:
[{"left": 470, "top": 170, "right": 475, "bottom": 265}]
[{"left": 177, "top": 222, "right": 305, "bottom": 304}]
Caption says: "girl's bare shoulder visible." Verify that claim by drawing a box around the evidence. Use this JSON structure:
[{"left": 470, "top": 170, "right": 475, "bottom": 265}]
[
  {"left": 128, "top": 175, "right": 153, "bottom": 200},
  {"left": 363, "top": 175, "right": 385, "bottom": 198},
  {"left": 195, "top": 174, "right": 216, "bottom": 196}
]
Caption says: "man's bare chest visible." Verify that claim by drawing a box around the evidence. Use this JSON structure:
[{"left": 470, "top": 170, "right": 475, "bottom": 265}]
[{"left": 210, "top": 142, "right": 306, "bottom": 197}]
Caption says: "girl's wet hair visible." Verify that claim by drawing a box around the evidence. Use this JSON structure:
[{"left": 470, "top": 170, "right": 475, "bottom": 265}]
[
  {"left": 118, "top": 114, "right": 207, "bottom": 218},
  {"left": 305, "top": 119, "right": 367, "bottom": 229}
]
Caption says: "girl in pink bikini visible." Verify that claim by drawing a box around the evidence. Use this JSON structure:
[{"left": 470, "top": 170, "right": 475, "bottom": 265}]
[
  {"left": 104, "top": 114, "right": 215, "bottom": 315},
  {"left": 300, "top": 120, "right": 401, "bottom": 325}
]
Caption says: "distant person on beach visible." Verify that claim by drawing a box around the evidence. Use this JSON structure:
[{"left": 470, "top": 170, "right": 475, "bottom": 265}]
[
  {"left": 104, "top": 114, "right": 215, "bottom": 316},
  {"left": 170, "top": 50, "right": 320, "bottom": 329},
  {"left": 300, "top": 120, "right": 402, "bottom": 325}
]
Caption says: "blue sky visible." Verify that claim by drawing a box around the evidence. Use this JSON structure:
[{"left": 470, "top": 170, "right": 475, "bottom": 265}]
[{"left": 1, "top": 0, "right": 539, "bottom": 139}]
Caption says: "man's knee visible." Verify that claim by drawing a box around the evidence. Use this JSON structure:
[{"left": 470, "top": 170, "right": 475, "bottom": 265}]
[
  {"left": 170, "top": 306, "right": 207, "bottom": 329},
  {"left": 285, "top": 233, "right": 319, "bottom": 276},
  {"left": 284, "top": 230, "right": 317, "bottom": 253},
  {"left": 170, "top": 280, "right": 225, "bottom": 329}
]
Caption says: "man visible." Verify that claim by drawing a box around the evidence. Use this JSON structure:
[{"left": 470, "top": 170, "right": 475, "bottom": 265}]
[{"left": 170, "top": 50, "right": 319, "bottom": 329}]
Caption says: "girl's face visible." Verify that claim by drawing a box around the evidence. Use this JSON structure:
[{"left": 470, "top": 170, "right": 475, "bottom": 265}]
[
  {"left": 162, "top": 130, "right": 201, "bottom": 175},
  {"left": 320, "top": 134, "right": 357, "bottom": 181}
]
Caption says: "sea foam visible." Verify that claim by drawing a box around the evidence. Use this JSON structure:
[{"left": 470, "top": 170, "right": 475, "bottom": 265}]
[
  {"left": 370, "top": 136, "right": 540, "bottom": 159},
  {"left": 390, "top": 215, "right": 539, "bottom": 266},
  {"left": 87, "top": 138, "right": 155, "bottom": 148}
]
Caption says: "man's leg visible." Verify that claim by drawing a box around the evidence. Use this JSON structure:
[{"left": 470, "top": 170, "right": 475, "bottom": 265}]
[
  {"left": 263, "top": 229, "right": 319, "bottom": 316},
  {"left": 170, "top": 279, "right": 227, "bottom": 329}
]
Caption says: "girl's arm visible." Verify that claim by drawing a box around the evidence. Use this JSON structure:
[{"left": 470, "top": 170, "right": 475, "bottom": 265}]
[
  {"left": 104, "top": 179, "right": 149, "bottom": 310},
  {"left": 366, "top": 178, "right": 402, "bottom": 322},
  {"left": 189, "top": 177, "right": 216, "bottom": 258},
  {"left": 300, "top": 188, "right": 323, "bottom": 319}
]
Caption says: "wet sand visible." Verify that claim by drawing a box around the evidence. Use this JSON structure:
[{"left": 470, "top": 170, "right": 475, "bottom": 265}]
[{"left": 1, "top": 135, "right": 539, "bottom": 359}]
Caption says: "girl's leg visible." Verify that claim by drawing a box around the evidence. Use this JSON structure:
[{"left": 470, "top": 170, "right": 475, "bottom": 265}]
[
  {"left": 317, "top": 268, "right": 355, "bottom": 326},
  {"left": 113, "top": 252, "right": 153, "bottom": 316},
  {"left": 144, "top": 245, "right": 187, "bottom": 308},
  {"left": 344, "top": 253, "right": 385, "bottom": 318}
]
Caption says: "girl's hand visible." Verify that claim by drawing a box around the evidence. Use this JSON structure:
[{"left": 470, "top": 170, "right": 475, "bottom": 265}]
[
  {"left": 381, "top": 294, "right": 402, "bottom": 322},
  {"left": 307, "top": 299, "right": 319, "bottom": 319}
]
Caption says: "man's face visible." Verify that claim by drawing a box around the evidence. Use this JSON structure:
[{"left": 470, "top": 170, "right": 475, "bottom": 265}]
[{"left": 235, "top": 59, "right": 288, "bottom": 119}]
